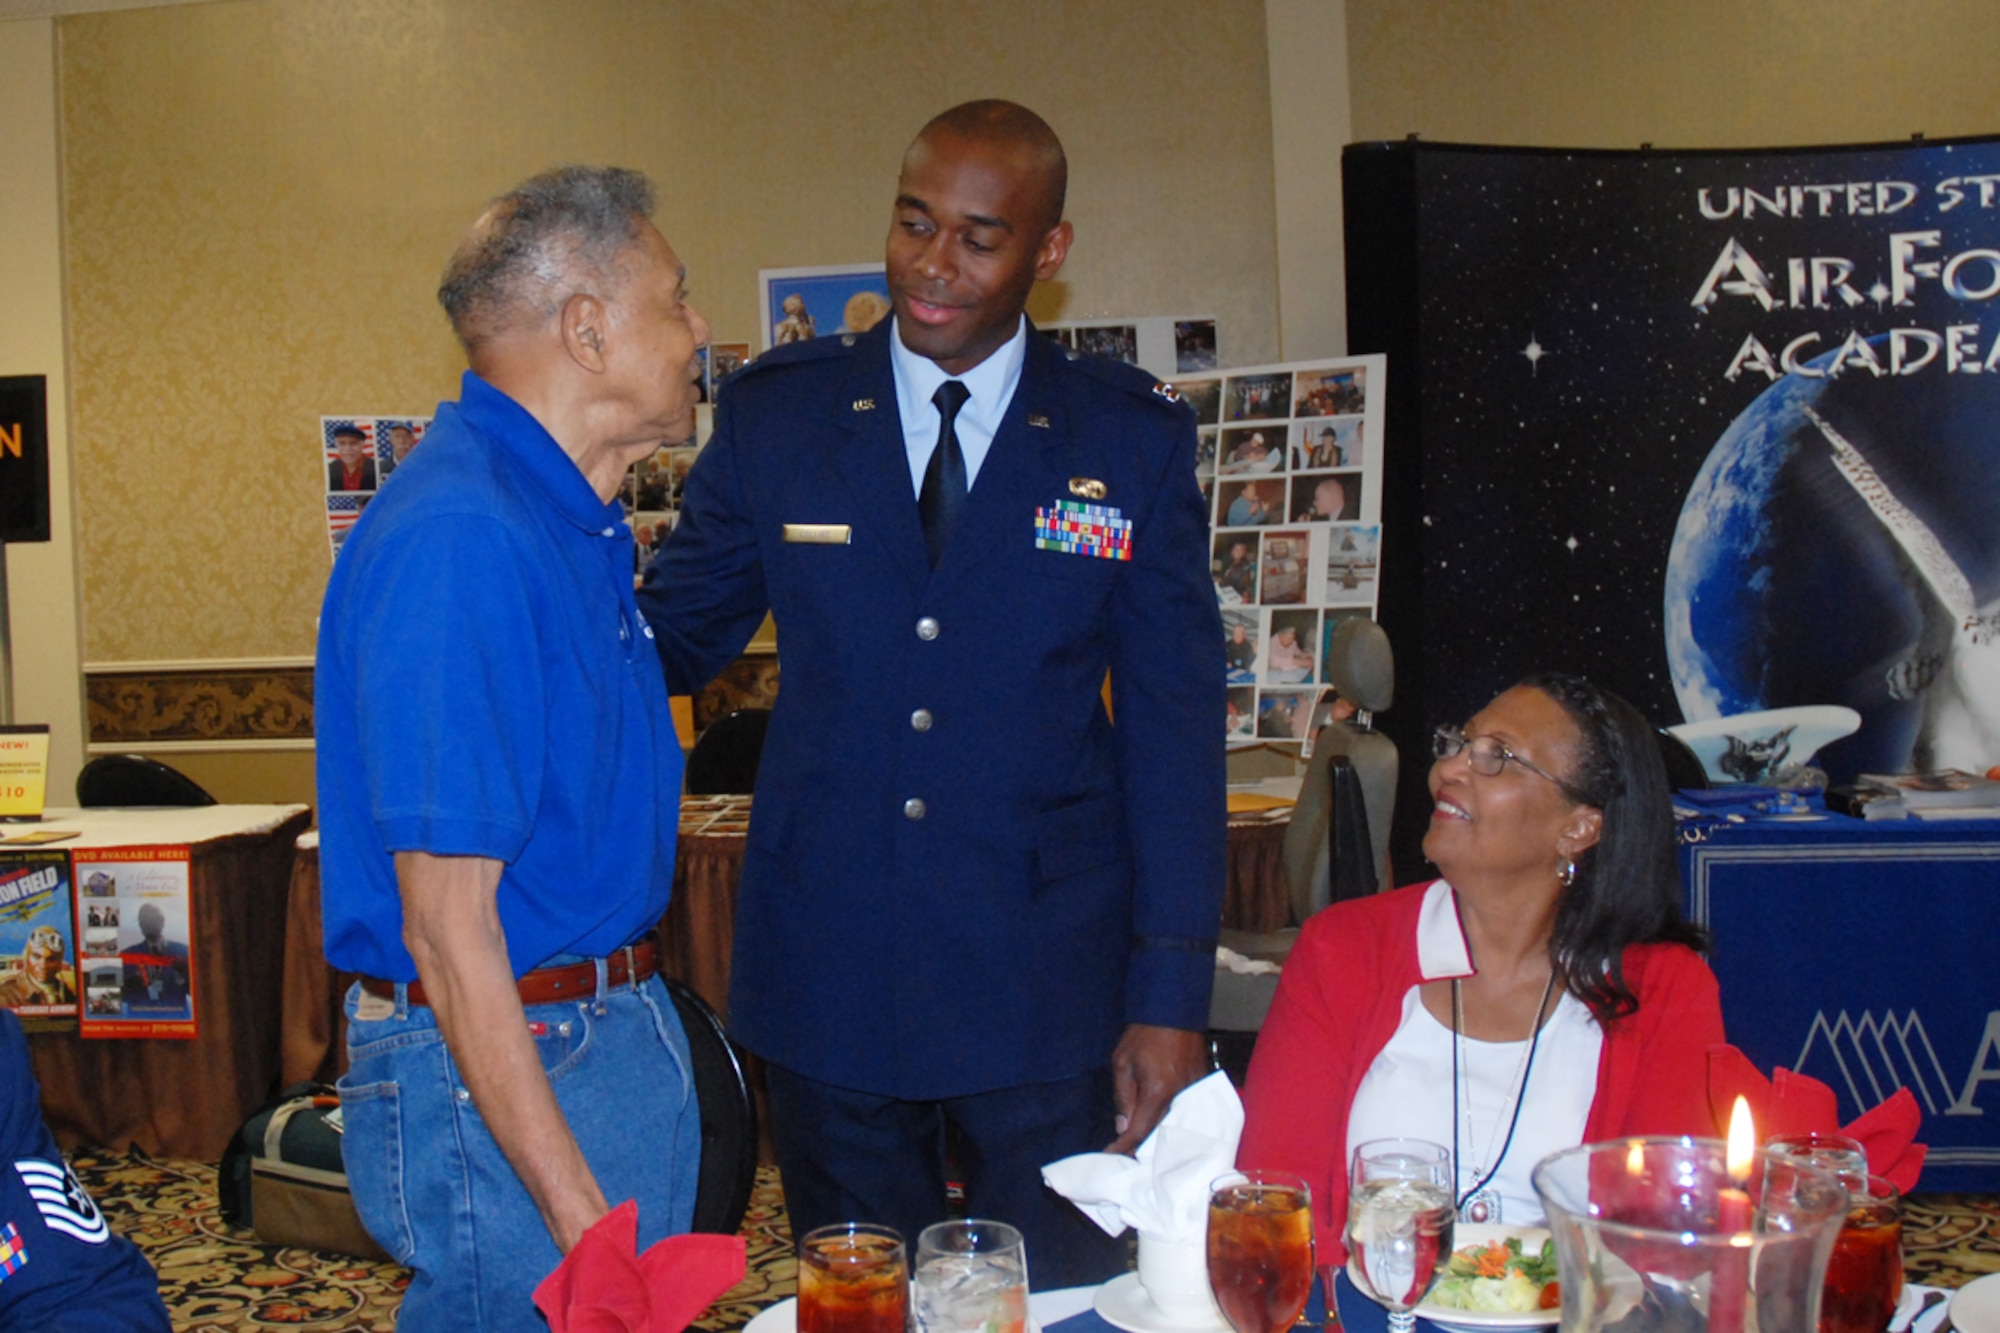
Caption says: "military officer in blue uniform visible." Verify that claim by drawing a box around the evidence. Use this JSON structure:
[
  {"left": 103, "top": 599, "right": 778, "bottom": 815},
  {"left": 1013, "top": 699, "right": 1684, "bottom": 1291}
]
[
  {"left": 0, "top": 1011, "right": 171, "bottom": 1332},
  {"left": 639, "top": 100, "right": 1225, "bottom": 1285}
]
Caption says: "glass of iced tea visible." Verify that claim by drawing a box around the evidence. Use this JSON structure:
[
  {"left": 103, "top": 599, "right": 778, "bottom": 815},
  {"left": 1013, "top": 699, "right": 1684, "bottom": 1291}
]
[
  {"left": 799, "top": 1223, "right": 909, "bottom": 1333},
  {"left": 1818, "top": 1176, "right": 1903, "bottom": 1333},
  {"left": 1207, "top": 1169, "right": 1316, "bottom": 1333}
]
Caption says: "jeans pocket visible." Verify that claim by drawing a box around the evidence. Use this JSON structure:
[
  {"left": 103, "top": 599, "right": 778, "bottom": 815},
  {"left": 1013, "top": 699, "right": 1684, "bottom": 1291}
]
[{"left": 335, "top": 1079, "right": 415, "bottom": 1264}]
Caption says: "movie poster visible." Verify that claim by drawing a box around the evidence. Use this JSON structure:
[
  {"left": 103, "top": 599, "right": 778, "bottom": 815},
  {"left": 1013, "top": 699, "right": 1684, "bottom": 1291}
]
[
  {"left": 1348, "top": 135, "right": 2000, "bottom": 793},
  {"left": 73, "top": 847, "right": 195, "bottom": 1040},
  {"left": 0, "top": 849, "right": 77, "bottom": 1031}
]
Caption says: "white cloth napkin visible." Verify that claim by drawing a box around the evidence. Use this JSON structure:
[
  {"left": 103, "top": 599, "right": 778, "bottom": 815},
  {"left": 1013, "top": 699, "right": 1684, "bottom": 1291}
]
[{"left": 1040, "top": 1070, "right": 1245, "bottom": 1244}]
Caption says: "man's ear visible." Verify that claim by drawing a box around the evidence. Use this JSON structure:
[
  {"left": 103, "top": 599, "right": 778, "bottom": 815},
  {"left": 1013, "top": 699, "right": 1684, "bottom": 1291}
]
[
  {"left": 1033, "top": 220, "right": 1074, "bottom": 282},
  {"left": 560, "top": 292, "right": 608, "bottom": 372}
]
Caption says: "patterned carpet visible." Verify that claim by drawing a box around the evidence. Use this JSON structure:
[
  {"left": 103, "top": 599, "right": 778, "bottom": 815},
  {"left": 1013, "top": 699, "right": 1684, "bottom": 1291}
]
[{"left": 64, "top": 1146, "right": 2000, "bottom": 1331}]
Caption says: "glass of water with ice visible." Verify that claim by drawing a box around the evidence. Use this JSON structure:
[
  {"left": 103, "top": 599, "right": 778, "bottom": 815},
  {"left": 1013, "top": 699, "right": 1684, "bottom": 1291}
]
[{"left": 913, "top": 1219, "right": 1030, "bottom": 1333}]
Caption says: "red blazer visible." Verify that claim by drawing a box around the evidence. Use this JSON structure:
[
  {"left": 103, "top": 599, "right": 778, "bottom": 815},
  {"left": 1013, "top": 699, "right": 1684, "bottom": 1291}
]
[{"left": 1237, "top": 880, "right": 1725, "bottom": 1259}]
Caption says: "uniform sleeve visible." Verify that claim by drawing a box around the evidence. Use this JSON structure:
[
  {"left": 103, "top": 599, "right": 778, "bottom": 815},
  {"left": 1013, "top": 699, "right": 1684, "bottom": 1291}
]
[
  {"left": 1237, "top": 915, "right": 1366, "bottom": 1260},
  {"left": 1591, "top": 945, "right": 1728, "bottom": 1140},
  {"left": 1107, "top": 398, "right": 1228, "bottom": 1032},
  {"left": 638, "top": 395, "right": 771, "bottom": 696},
  {"left": 345, "top": 514, "right": 546, "bottom": 860},
  {"left": 0, "top": 1014, "right": 171, "bottom": 1333}
]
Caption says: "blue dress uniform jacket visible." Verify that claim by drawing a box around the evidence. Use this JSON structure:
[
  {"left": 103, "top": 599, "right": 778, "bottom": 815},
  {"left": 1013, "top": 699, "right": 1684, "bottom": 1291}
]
[
  {"left": 0, "top": 1012, "right": 170, "bottom": 1332},
  {"left": 640, "top": 322, "right": 1227, "bottom": 1101}
]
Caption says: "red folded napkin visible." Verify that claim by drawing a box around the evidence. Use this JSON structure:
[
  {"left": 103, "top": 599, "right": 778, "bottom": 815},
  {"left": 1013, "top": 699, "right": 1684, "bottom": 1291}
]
[
  {"left": 534, "top": 1201, "right": 748, "bottom": 1333},
  {"left": 1707, "top": 1044, "right": 1927, "bottom": 1192}
]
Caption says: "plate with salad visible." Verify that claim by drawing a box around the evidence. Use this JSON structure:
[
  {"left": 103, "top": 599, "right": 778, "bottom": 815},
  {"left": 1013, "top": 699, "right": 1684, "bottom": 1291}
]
[{"left": 1414, "top": 1224, "right": 1560, "bottom": 1331}]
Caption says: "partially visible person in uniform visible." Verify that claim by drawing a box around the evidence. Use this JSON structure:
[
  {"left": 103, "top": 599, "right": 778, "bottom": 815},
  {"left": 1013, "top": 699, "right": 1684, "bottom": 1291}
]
[
  {"left": 316, "top": 165, "right": 708, "bottom": 1332},
  {"left": 640, "top": 100, "right": 1223, "bottom": 1288},
  {"left": 120, "top": 904, "right": 189, "bottom": 1010},
  {"left": 327, "top": 425, "right": 377, "bottom": 492},
  {"left": 0, "top": 927, "right": 75, "bottom": 1009},
  {"left": 0, "top": 1009, "right": 171, "bottom": 1332}
]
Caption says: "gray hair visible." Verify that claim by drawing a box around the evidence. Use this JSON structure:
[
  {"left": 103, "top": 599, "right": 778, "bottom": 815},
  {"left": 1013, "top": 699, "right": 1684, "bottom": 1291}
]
[{"left": 438, "top": 165, "right": 656, "bottom": 351}]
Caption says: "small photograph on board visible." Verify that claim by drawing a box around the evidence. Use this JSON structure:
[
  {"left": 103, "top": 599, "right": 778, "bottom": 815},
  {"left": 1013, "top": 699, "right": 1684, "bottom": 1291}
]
[
  {"left": 1175, "top": 377, "right": 1222, "bottom": 426},
  {"left": 632, "top": 510, "right": 674, "bottom": 573},
  {"left": 324, "top": 420, "right": 379, "bottom": 494},
  {"left": 1293, "top": 366, "right": 1367, "bottom": 417},
  {"left": 1074, "top": 324, "right": 1139, "bottom": 364},
  {"left": 1175, "top": 319, "right": 1218, "bottom": 373},
  {"left": 759, "top": 264, "right": 890, "bottom": 351},
  {"left": 693, "top": 346, "right": 711, "bottom": 404},
  {"left": 709, "top": 342, "right": 751, "bottom": 403},
  {"left": 83, "top": 927, "right": 117, "bottom": 957},
  {"left": 1225, "top": 373, "right": 1291, "bottom": 422},
  {"left": 374, "top": 420, "right": 425, "bottom": 482},
  {"left": 1291, "top": 472, "right": 1360, "bottom": 523},
  {"left": 1258, "top": 689, "right": 1314, "bottom": 740},
  {"left": 1320, "top": 609, "right": 1377, "bottom": 686},
  {"left": 1325, "top": 525, "right": 1382, "bottom": 599},
  {"left": 81, "top": 870, "right": 115, "bottom": 898},
  {"left": 1259, "top": 532, "right": 1310, "bottom": 605},
  {"left": 1041, "top": 325, "right": 1075, "bottom": 349},
  {"left": 1226, "top": 687, "right": 1256, "bottom": 741},
  {"left": 1295, "top": 417, "right": 1363, "bottom": 469},
  {"left": 1212, "top": 532, "right": 1260, "bottom": 605},
  {"left": 1195, "top": 427, "right": 1218, "bottom": 478},
  {"left": 1222, "top": 608, "right": 1260, "bottom": 685},
  {"left": 86, "top": 968, "right": 121, "bottom": 1017},
  {"left": 1217, "top": 427, "right": 1285, "bottom": 476},
  {"left": 1216, "top": 477, "right": 1279, "bottom": 527},
  {"left": 83, "top": 901, "right": 117, "bottom": 929},
  {"left": 1266, "top": 608, "right": 1320, "bottom": 685},
  {"left": 327, "top": 494, "right": 369, "bottom": 556}
]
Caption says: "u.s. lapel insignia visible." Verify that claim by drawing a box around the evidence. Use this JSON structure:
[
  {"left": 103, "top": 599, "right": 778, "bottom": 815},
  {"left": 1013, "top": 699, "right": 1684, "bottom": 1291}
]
[
  {"left": 1152, "top": 382, "right": 1182, "bottom": 403},
  {"left": 1069, "top": 476, "right": 1107, "bottom": 500},
  {"left": 1028, "top": 414, "right": 1050, "bottom": 429},
  {"left": 852, "top": 398, "right": 876, "bottom": 412}
]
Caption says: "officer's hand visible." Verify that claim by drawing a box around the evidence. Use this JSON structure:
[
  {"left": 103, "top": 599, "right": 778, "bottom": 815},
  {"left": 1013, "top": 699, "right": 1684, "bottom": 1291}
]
[{"left": 1106, "top": 1023, "right": 1210, "bottom": 1155}]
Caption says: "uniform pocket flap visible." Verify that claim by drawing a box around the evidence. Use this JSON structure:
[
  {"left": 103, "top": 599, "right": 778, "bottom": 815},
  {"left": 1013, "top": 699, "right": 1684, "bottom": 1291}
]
[{"left": 1036, "top": 792, "right": 1127, "bottom": 883}]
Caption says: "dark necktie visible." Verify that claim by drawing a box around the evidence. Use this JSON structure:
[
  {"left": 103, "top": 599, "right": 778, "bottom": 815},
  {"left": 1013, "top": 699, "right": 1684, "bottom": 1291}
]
[{"left": 918, "top": 380, "right": 972, "bottom": 568}]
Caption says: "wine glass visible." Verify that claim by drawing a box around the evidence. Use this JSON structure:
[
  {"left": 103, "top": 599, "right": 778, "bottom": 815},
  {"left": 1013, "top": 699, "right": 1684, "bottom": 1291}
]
[
  {"left": 1207, "top": 1170, "right": 1316, "bottom": 1333},
  {"left": 1346, "top": 1138, "right": 1455, "bottom": 1333}
]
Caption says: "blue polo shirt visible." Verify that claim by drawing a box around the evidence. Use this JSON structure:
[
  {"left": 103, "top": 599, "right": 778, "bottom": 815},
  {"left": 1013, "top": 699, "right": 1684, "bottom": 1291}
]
[{"left": 316, "top": 371, "right": 682, "bottom": 980}]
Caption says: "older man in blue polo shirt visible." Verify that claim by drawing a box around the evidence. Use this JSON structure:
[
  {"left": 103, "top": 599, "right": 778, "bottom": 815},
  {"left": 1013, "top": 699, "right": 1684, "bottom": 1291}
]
[{"left": 315, "top": 166, "right": 710, "bottom": 1332}]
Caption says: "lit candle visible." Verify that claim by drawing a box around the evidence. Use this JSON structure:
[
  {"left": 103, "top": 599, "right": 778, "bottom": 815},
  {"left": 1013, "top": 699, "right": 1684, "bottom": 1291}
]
[{"left": 1712, "top": 1096, "right": 1756, "bottom": 1332}]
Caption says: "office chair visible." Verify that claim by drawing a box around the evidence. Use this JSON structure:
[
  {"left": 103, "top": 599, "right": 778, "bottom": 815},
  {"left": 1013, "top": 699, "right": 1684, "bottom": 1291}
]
[
  {"left": 662, "top": 977, "right": 759, "bottom": 1235},
  {"left": 76, "top": 754, "right": 217, "bottom": 807},
  {"left": 684, "top": 709, "right": 771, "bottom": 796}
]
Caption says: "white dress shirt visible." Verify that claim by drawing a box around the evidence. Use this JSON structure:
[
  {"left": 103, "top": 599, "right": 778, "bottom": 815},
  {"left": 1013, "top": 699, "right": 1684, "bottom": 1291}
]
[{"left": 889, "top": 315, "right": 1030, "bottom": 496}]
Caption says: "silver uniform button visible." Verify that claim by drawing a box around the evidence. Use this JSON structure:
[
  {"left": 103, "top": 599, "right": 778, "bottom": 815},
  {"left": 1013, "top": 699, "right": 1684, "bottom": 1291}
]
[
  {"left": 903, "top": 797, "right": 927, "bottom": 820},
  {"left": 911, "top": 708, "right": 934, "bottom": 732},
  {"left": 916, "top": 616, "right": 940, "bottom": 640}
]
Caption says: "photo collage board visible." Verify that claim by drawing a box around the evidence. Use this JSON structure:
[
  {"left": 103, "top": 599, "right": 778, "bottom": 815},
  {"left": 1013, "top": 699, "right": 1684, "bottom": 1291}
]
[{"left": 1176, "top": 355, "right": 1388, "bottom": 749}]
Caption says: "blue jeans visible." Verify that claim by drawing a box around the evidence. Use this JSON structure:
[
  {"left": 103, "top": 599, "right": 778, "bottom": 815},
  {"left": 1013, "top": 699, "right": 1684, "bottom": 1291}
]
[{"left": 338, "top": 968, "right": 700, "bottom": 1333}]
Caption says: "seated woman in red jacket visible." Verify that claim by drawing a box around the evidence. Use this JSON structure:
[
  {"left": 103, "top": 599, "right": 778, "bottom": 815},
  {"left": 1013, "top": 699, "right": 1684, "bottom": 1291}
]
[{"left": 1237, "top": 672, "right": 1722, "bottom": 1260}]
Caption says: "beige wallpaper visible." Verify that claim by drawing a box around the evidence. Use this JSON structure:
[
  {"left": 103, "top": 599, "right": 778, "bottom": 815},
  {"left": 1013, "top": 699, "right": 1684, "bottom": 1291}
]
[
  {"left": 1347, "top": 0, "right": 2000, "bottom": 149},
  {"left": 62, "top": 0, "right": 1280, "bottom": 663}
]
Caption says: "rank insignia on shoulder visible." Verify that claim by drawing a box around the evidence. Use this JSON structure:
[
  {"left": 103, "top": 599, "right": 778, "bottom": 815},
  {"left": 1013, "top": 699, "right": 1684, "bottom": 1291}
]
[
  {"left": 852, "top": 398, "right": 876, "bottom": 412},
  {"left": 1028, "top": 414, "right": 1051, "bottom": 429},
  {"left": 1068, "top": 476, "right": 1107, "bottom": 499},
  {"left": 1152, "top": 382, "right": 1182, "bottom": 403}
]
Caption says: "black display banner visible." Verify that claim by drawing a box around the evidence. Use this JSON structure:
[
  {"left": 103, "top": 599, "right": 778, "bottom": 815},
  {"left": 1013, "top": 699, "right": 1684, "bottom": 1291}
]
[
  {"left": 1347, "top": 136, "right": 2000, "bottom": 871},
  {"left": 0, "top": 376, "right": 51, "bottom": 544}
]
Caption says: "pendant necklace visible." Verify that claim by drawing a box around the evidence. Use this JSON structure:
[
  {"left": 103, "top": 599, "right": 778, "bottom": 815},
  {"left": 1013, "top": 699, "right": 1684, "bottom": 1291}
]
[{"left": 1451, "top": 969, "right": 1558, "bottom": 1224}]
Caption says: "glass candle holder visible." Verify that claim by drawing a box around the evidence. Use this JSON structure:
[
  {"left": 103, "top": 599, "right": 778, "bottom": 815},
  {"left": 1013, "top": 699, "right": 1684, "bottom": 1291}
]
[{"left": 1532, "top": 1137, "right": 1849, "bottom": 1332}]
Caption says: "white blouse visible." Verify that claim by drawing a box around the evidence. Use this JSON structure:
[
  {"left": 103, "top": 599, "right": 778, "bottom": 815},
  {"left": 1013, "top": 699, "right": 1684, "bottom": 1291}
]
[{"left": 1343, "top": 983, "right": 1602, "bottom": 1226}]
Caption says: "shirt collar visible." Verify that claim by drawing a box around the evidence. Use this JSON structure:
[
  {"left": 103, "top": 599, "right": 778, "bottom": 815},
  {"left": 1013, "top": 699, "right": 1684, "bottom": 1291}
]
[
  {"left": 1416, "top": 880, "right": 1477, "bottom": 980},
  {"left": 889, "top": 314, "right": 1029, "bottom": 440},
  {"left": 454, "top": 370, "right": 626, "bottom": 535}
]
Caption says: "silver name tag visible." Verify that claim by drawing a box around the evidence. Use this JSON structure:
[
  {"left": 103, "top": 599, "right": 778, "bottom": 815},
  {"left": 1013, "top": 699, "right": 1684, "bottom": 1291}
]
[{"left": 782, "top": 523, "right": 852, "bottom": 544}]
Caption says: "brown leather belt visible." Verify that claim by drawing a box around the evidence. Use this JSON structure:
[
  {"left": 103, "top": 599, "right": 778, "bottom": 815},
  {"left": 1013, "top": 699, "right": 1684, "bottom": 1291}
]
[{"left": 361, "top": 935, "right": 657, "bottom": 1009}]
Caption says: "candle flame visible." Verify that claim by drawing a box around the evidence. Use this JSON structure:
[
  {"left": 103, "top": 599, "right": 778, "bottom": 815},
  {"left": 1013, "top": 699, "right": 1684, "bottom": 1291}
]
[{"left": 1726, "top": 1096, "right": 1755, "bottom": 1183}]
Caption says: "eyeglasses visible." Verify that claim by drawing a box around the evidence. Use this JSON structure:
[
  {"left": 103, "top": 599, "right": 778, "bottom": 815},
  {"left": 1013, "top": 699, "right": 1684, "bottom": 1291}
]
[{"left": 1433, "top": 725, "right": 1576, "bottom": 795}]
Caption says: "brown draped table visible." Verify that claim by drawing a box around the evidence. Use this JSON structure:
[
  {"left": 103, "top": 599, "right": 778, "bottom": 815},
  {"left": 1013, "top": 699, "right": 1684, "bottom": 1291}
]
[
  {"left": 281, "top": 794, "right": 1290, "bottom": 1084},
  {"left": 27, "top": 803, "right": 314, "bottom": 1161}
]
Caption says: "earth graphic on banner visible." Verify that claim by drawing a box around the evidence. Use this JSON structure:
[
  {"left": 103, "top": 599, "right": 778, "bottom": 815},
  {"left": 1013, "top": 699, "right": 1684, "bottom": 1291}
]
[{"left": 1664, "top": 337, "right": 2000, "bottom": 779}]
